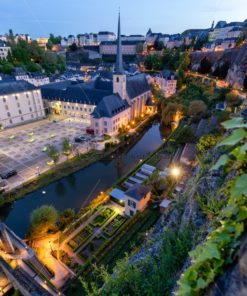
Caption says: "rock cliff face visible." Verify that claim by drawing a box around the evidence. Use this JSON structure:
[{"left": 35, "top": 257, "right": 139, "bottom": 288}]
[
  {"left": 190, "top": 46, "right": 247, "bottom": 89},
  {"left": 207, "top": 236, "right": 247, "bottom": 296},
  {"left": 226, "top": 45, "right": 247, "bottom": 89}
]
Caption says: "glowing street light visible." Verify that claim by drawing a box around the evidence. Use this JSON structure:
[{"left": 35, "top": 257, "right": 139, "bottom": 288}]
[{"left": 170, "top": 166, "right": 181, "bottom": 179}]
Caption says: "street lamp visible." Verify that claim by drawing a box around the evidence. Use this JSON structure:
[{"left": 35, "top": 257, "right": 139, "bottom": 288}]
[
  {"left": 36, "top": 166, "right": 40, "bottom": 176},
  {"left": 170, "top": 166, "right": 181, "bottom": 179}
]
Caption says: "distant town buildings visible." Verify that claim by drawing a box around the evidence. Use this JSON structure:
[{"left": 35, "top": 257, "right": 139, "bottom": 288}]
[
  {"left": 0, "top": 40, "right": 11, "bottom": 60},
  {"left": 13, "top": 67, "right": 50, "bottom": 87},
  {"left": 41, "top": 13, "right": 152, "bottom": 137},
  {"left": 36, "top": 37, "right": 49, "bottom": 50},
  {"left": 98, "top": 31, "right": 116, "bottom": 43}
]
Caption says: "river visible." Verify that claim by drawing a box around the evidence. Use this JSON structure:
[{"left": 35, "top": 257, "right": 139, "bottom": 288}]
[{"left": 0, "top": 123, "right": 163, "bottom": 238}]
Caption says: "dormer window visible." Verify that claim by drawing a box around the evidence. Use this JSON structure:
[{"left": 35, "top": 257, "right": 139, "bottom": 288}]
[{"left": 116, "top": 77, "right": 119, "bottom": 83}]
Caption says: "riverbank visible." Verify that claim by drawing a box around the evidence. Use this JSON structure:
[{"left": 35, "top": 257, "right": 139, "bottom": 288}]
[{"left": 2, "top": 114, "right": 158, "bottom": 206}]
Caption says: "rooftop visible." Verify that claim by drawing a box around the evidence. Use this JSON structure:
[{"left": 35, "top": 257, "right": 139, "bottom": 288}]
[
  {"left": 125, "top": 184, "right": 150, "bottom": 201},
  {"left": 0, "top": 80, "right": 36, "bottom": 96}
]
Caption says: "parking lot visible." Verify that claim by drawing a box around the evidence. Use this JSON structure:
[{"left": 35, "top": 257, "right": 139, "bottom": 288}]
[{"left": 0, "top": 118, "right": 90, "bottom": 189}]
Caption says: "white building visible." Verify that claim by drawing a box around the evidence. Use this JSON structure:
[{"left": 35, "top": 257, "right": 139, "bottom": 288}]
[
  {"left": 209, "top": 20, "right": 247, "bottom": 41},
  {"left": 13, "top": 68, "right": 50, "bottom": 86},
  {"left": 124, "top": 184, "right": 151, "bottom": 216},
  {"left": 98, "top": 31, "right": 116, "bottom": 43},
  {"left": 0, "top": 40, "right": 11, "bottom": 60},
  {"left": 0, "top": 80, "right": 45, "bottom": 129},
  {"left": 153, "top": 70, "right": 177, "bottom": 97},
  {"left": 14, "top": 34, "right": 32, "bottom": 43},
  {"left": 121, "top": 35, "right": 145, "bottom": 42},
  {"left": 78, "top": 33, "right": 98, "bottom": 46},
  {"left": 100, "top": 41, "right": 140, "bottom": 56}
]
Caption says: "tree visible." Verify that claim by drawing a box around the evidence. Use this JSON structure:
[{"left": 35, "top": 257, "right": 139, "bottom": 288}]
[
  {"left": 62, "top": 138, "right": 72, "bottom": 158},
  {"left": 188, "top": 100, "right": 208, "bottom": 122},
  {"left": 176, "top": 66, "right": 186, "bottom": 89},
  {"left": 180, "top": 50, "right": 190, "bottom": 71},
  {"left": 197, "top": 134, "right": 218, "bottom": 154},
  {"left": 69, "top": 42, "right": 78, "bottom": 52},
  {"left": 144, "top": 55, "right": 153, "bottom": 70},
  {"left": 226, "top": 91, "right": 241, "bottom": 109},
  {"left": 161, "top": 102, "right": 183, "bottom": 127},
  {"left": 46, "top": 145, "right": 60, "bottom": 165},
  {"left": 29, "top": 205, "right": 58, "bottom": 237},
  {"left": 173, "top": 126, "right": 195, "bottom": 145},
  {"left": 152, "top": 54, "right": 162, "bottom": 71},
  {"left": 58, "top": 208, "right": 75, "bottom": 230}
]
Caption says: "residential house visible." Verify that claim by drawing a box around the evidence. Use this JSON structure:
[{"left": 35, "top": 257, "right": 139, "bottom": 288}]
[{"left": 124, "top": 184, "right": 151, "bottom": 216}]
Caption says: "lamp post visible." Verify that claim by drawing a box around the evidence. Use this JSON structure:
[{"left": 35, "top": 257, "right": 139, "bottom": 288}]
[{"left": 36, "top": 166, "right": 40, "bottom": 176}]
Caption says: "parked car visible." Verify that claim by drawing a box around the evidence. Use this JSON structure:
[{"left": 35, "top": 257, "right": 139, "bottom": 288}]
[
  {"left": 0, "top": 170, "right": 17, "bottom": 179},
  {"left": 74, "top": 136, "right": 86, "bottom": 143}
]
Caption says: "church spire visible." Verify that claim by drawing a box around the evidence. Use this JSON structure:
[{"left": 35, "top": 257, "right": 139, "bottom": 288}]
[{"left": 116, "top": 10, "right": 124, "bottom": 74}]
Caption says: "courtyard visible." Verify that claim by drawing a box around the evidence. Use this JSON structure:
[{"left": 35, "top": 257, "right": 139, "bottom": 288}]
[{"left": 0, "top": 117, "right": 90, "bottom": 189}]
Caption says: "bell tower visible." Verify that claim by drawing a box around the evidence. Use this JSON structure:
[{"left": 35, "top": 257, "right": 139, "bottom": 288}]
[{"left": 113, "top": 11, "right": 127, "bottom": 100}]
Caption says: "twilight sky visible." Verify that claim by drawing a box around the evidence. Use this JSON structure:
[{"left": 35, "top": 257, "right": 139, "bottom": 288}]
[{"left": 0, "top": 0, "right": 246, "bottom": 38}]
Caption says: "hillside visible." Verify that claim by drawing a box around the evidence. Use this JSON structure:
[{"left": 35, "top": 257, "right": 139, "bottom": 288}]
[{"left": 79, "top": 117, "right": 247, "bottom": 295}]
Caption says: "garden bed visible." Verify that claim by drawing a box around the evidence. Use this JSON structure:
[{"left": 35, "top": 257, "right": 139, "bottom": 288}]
[
  {"left": 90, "top": 207, "right": 115, "bottom": 228},
  {"left": 67, "top": 226, "right": 92, "bottom": 251},
  {"left": 78, "top": 236, "right": 106, "bottom": 261},
  {"left": 103, "top": 214, "right": 127, "bottom": 237}
]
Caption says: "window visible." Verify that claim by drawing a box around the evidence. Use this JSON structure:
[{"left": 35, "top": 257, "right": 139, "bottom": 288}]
[
  {"left": 19, "top": 110, "right": 22, "bottom": 114},
  {"left": 21, "top": 116, "right": 24, "bottom": 121},
  {"left": 28, "top": 100, "right": 31, "bottom": 105},
  {"left": 128, "top": 199, "right": 136, "bottom": 209},
  {"left": 31, "top": 114, "right": 34, "bottom": 118},
  {"left": 104, "top": 128, "right": 107, "bottom": 133},
  {"left": 104, "top": 121, "right": 107, "bottom": 126},
  {"left": 15, "top": 95, "right": 18, "bottom": 100},
  {"left": 3, "top": 98, "right": 6, "bottom": 103},
  {"left": 7, "top": 112, "right": 11, "bottom": 117},
  {"left": 5, "top": 105, "right": 8, "bottom": 110},
  {"left": 17, "top": 103, "right": 20, "bottom": 108},
  {"left": 64, "top": 105, "right": 66, "bottom": 109},
  {"left": 29, "top": 107, "right": 32, "bottom": 112},
  {"left": 26, "top": 93, "right": 29, "bottom": 98},
  {"left": 95, "top": 122, "right": 99, "bottom": 127},
  {"left": 9, "top": 119, "right": 12, "bottom": 124},
  {"left": 116, "top": 77, "right": 119, "bottom": 82}
]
